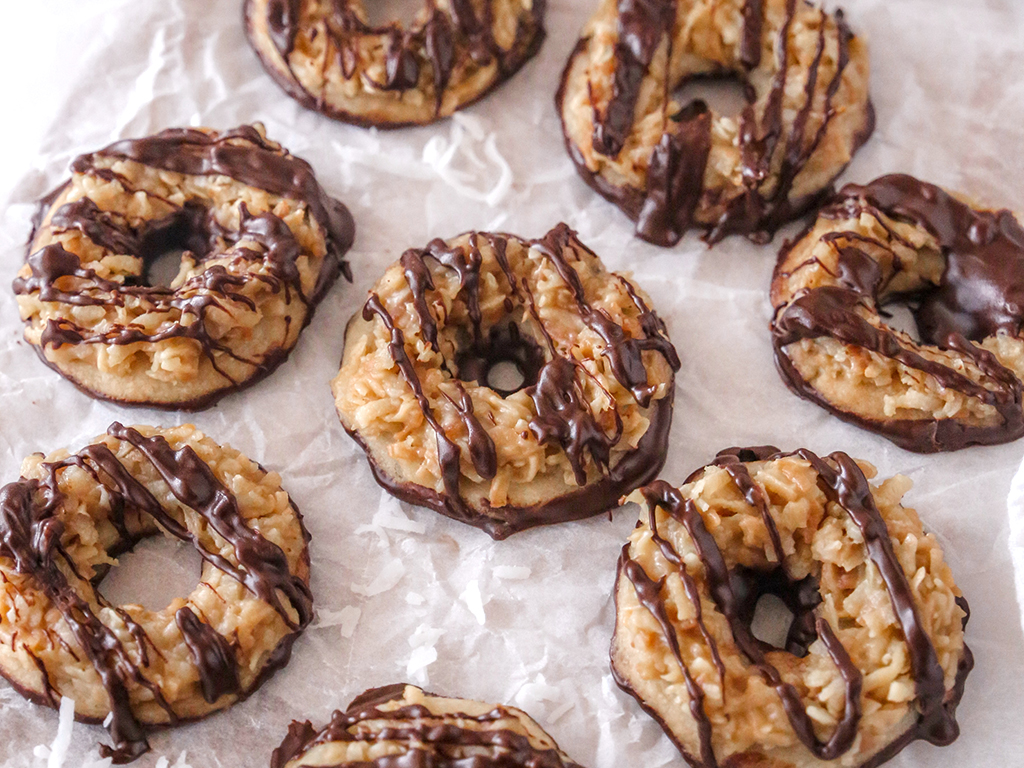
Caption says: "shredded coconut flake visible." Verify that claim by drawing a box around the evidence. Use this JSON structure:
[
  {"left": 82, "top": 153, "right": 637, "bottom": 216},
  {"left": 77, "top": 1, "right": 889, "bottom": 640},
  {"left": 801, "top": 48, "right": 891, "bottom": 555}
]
[
  {"left": 332, "top": 140, "right": 434, "bottom": 180},
  {"left": 547, "top": 699, "right": 576, "bottom": 724},
  {"left": 373, "top": 491, "right": 426, "bottom": 534},
  {"left": 514, "top": 675, "right": 572, "bottom": 724},
  {"left": 460, "top": 579, "right": 486, "bottom": 625},
  {"left": 406, "top": 592, "right": 426, "bottom": 606},
  {"left": 37, "top": 696, "right": 75, "bottom": 768},
  {"left": 422, "top": 114, "right": 513, "bottom": 207},
  {"left": 351, "top": 558, "right": 406, "bottom": 597},
  {"left": 314, "top": 606, "right": 362, "bottom": 639},
  {"left": 493, "top": 565, "right": 531, "bottom": 580},
  {"left": 353, "top": 523, "right": 389, "bottom": 547},
  {"left": 406, "top": 625, "right": 445, "bottom": 684}
]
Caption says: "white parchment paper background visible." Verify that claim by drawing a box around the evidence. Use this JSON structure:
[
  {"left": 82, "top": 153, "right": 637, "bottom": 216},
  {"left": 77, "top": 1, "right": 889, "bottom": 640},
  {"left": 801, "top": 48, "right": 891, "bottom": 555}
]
[{"left": 1, "top": 1, "right": 1023, "bottom": 766}]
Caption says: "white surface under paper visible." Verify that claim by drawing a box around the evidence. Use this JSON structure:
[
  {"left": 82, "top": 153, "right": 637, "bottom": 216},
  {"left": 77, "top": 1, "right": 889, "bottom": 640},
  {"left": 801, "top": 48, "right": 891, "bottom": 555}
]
[{"left": 1, "top": 1, "right": 1023, "bottom": 766}]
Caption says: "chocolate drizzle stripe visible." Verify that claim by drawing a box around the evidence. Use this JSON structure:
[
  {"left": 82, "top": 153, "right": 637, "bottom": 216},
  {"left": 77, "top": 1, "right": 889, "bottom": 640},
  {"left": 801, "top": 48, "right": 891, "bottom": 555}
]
[
  {"left": 796, "top": 450, "right": 957, "bottom": 745},
  {"left": 591, "top": 0, "right": 675, "bottom": 158},
  {"left": 174, "top": 607, "right": 241, "bottom": 705},
  {"left": 0, "top": 425, "right": 312, "bottom": 762},
  {"left": 646, "top": 504, "right": 726, "bottom": 684},
  {"left": 712, "top": 455, "right": 784, "bottom": 564},
  {"left": 344, "top": 391, "right": 674, "bottom": 540},
  {"left": 363, "top": 293, "right": 478, "bottom": 519},
  {"left": 530, "top": 224, "right": 680, "bottom": 406}
]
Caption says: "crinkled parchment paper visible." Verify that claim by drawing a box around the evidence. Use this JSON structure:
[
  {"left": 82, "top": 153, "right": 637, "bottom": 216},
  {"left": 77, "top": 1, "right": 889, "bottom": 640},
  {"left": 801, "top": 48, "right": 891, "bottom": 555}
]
[{"left": 1, "top": 0, "right": 1023, "bottom": 766}]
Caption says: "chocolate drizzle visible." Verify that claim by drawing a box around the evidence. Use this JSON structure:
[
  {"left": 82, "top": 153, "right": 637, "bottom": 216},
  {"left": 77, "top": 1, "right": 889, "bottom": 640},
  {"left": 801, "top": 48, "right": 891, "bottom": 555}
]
[
  {"left": 0, "top": 423, "right": 312, "bottom": 762},
  {"left": 351, "top": 225, "right": 679, "bottom": 539},
  {"left": 15, "top": 126, "right": 354, "bottom": 410},
  {"left": 559, "top": 0, "right": 874, "bottom": 246},
  {"left": 771, "top": 174, "right": 1024, "bottom": 452},
  {"left": 592, "top": 0, "right": 676, "bottom": 158},
  {"left": 270, "top": 684, "right": 585, "bottom": 768},
  {"left": 246, "top": 0, "right": 546, "bottom": 127},
  {"left": 613, "top": 449, "right": 972, "bottom": 766},
  {"left": 174, "top": 607, "right": 241, "bottom": 705}
]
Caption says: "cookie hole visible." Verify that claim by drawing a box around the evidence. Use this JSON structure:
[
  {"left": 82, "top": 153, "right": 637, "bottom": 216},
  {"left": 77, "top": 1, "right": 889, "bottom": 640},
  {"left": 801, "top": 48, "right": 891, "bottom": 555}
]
[
  {"left": 731, "top": 566, "right": 821, "bottom": 657},
  {"left": 487, "top": 360, "right": 526, "bottom": 393},
  {"left": 673, "top": 73, "right": 752, "bottom": 118},
  {"left": 145, "top": 249, "right": 186, "bottom": 289},
  {"left": 365, "top": 0, "right": 425, "bottom": 28},
  {"left": 879, "top": 302, "right": 921, "bottom": 341},
  {"left": 100, "top": 537, "right": 203, "bottom": 611},
  {"left": 455, "top": 323, "right": 545, "bottom": 397},
  {"left": 134, "top": 202, "right": 215, "bottom": 288},
  {"left": 750, "top": 593, "right": 795, "bottom": 650}
]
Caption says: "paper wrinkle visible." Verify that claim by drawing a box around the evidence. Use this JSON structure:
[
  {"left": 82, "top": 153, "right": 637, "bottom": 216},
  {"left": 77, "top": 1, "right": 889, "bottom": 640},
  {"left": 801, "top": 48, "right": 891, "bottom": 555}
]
[{"left": 1, "top": 0, "right": 1024, "bottom": 766}]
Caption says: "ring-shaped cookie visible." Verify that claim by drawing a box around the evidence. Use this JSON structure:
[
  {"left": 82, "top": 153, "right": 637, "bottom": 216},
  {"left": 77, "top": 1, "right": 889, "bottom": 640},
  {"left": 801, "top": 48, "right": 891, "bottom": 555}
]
[
  {"left": 0, "top": 423, "right": 313, "bottom": 763},
  {"left": 771, "top": 174, "right": 1024, "bottom": 452},
  {"left": 245, "top": 0, "right": 546, "bottom": 127},
  {"left": 332, "top": 223, "right": 680, "bottom": 539},
  {"left": 272, "top": 684, "right": 586, "bottom": 768},
  {"left": 613, "top": 446, "right": 971, "bottom": 768},
  {"left": 557, "top": 0, "right": 873, "bottom": 246},
  {"left": 13, "top": 125, "right": 354, "bottom": 410}
]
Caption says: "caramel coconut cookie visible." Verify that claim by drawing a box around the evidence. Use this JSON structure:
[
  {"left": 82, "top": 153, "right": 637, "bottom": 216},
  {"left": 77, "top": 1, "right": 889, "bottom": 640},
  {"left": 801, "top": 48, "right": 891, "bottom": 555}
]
[
  {"left": 0, "top": 423, "right": 313, "bottom": 763},
  {"left": 13, "top": 125, "right": 354, "bottom": 410},
  {"left": 271, "top": 684, "right": 586, "bottom": 768},
  {"left": 557, "top": 0, "right": 873, "bottom": 247},
  {"left": 332, "top": 223, "right": 680, "bottom": 539},
  {"left": 771, "top": 174, "right": 1024, "bottom": 452},
  {"left": 245, "top": 0, "right": 546, "bottom": 127},
  {"left": 612, "top": 447, "right": 972, "bottom": 768}
]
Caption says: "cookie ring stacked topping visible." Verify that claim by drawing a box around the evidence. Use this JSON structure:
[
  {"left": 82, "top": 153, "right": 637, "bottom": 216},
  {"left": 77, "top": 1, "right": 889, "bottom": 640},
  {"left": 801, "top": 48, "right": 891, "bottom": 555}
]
[
  {"left": 245, "top": 0, "right": 546, "bottom": 127},
  {"left": 771, "top": 174, "right": 1024, "bottom": 452},
  {"left": 612, "top": 447, "right": 971, "bottom": 768},
  {"left": 0, "top": 424, "right": 313, "bottom": 763},
  {"left": 557, "top": 0, "right": 873, "bottom": 247},
  {"left": 13, "top": 124, "right": 354, "bottom": 410},
  {"left": 271, "top": 683, "right": 586, "bottom": 767},
  {"left": 332, "top": 224, "right": 680, "bottom": 539}
]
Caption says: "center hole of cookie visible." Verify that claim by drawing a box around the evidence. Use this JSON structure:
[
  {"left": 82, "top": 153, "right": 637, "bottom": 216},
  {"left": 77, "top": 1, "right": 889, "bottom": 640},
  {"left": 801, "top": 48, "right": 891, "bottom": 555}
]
[
  {"left": 455, "top": 323, "right": 545, "bottom": 397},
  {"left": 487, "top": 360, "right": 526, "bottom": 392},
  {"left": 732, "top": 566, "right": 821, "bottom": 657},
  {"left": 879, "top": 302, "right": 921, "bottom": 341},
  {"left": 99, "top": 537, "right": 204, "bottom": 611},
  {"left": 750, "top": 593, "right": 796, "bottom": 650},
  {"left": 136, "top": 203, "right": 214, "bottom": 288},
  {"left": 673, "top": 73, "right": 752, "bottom": 117},
  {"left": 365, "top": 0, "right": 424, "bottom": 27},
  {"left": 145, "top": 249, "right": 186, "bottom": 288}
]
